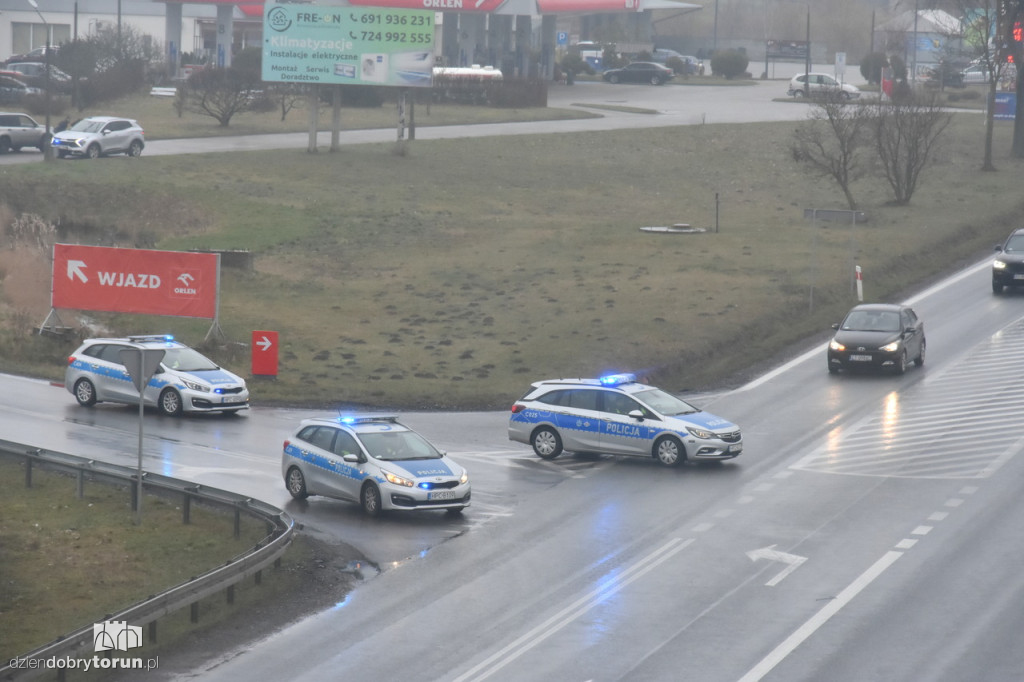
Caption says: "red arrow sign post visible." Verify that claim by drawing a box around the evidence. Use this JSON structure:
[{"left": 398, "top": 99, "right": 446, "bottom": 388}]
[{"left": 252, "top": 330, "right": 279, "bottom": 376}]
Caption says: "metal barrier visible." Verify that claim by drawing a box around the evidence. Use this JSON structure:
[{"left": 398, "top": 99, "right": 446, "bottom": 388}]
[{"left": 0, "top": 440, "right": 294, "bottom": 681}]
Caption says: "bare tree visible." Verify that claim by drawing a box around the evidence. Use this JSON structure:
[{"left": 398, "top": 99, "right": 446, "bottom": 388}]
[
  {"left": 181, "top": 67, "right": 259, "bottom": 127},
  {"left": 941, "top": 0, "right": 1000, "bottom": 170},
  {"left": 872, "top": 93, "right": 952, "bottom": 205},
  {"left": 791, "top": 93, "right": 872, "bottom": 210}
]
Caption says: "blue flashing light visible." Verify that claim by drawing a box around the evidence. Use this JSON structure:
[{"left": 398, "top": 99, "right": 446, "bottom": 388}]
[
  {"left": 599, "top": 373, "right": 637, "bottom": 386},
  {"left": 336, "top": 414, "right": 399, "bottom": 425}
]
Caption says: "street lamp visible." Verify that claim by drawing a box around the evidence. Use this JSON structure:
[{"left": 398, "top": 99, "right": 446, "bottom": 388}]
[{"left": 26, "top": 0, "right": 53, "bottom": 161}]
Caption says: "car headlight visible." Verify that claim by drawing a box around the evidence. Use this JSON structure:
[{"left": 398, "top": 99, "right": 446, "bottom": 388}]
[
  {"left": 687, "top": 426, "right": 714, "bottom": 439},
  {"left": 383, "top": 470, "right": 415, "bottom": 487},
  {"left": 879, "top": 341, "right": 900, "bottom": 352},
  {"left": 993, "top": 260, "right": 1007, "bottom": 270},
  {"left": 459, "top": 469, "right": 469, "bottom": 485},
  {"left": 181, "top": 379, "right": 210, "bottom": 392},
  {"left": 829, "top": 339, "right": 846, "bottom": 351}
]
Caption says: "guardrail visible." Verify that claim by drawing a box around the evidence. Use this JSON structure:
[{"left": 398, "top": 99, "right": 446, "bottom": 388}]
[{"left": 0, "top": 440, "right": 294, "bottom": 681}]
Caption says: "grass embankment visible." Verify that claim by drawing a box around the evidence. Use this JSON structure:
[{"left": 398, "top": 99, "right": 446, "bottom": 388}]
[
  {"left": 0, "top": 100, "right": 1021, "bottom": 410},
  {"left": 0, "top": 456, "right": 355, "bottom": 664}
]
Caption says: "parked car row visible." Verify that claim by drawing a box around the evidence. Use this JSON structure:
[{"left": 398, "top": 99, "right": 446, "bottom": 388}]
[{"left": 0, "top": 113, "right": 145, "bottom": 158}]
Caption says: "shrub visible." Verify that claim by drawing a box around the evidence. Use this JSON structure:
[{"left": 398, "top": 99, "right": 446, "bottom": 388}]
[
  {"left": 665, "top": 56, "right": 686, "bottom": 77},
  {"left": 860, "top": 52, "right": 888, "bottom": 84},
  {"left": 486, "top": 78, "right": 547, "bottom": 107},
  {"left": 710, "top": 50, "right": 749, "bottom": 79}
]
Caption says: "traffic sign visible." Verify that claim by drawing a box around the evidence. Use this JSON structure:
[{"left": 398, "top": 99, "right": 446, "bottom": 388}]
[
  {"left": 119, "top": 348, "right": 166, "bottom": 394},
  {"left": 252, "top": 330, "right": 279, "bottom": 376},
  {"left": 52, "top": 244, "right": 220, "bottom": 319}
]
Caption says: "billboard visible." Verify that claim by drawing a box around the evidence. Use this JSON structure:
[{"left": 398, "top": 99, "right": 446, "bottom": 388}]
[
  {"left": 262, "top": 4, "right": 435, "bottom": 87},
  {"left": 52, "top": 244, "right": 220, "bottom": 319}
]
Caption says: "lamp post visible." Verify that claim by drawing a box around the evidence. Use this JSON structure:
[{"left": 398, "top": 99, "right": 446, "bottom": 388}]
[{"left": 27, "top": 0, "right": 53, "bottom": 161}]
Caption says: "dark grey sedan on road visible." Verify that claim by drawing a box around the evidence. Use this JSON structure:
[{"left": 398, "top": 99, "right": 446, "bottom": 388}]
[
  {"left": 602, "top": 62, "right": 674, "bottom": 85},
  {"left": 827, "top": 303, "right": 926, "bottom": 375}
]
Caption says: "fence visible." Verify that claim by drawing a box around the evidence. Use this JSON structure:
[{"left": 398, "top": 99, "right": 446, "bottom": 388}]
[{"left": 0, "top": 440, "right": 294, "bottom": 681}]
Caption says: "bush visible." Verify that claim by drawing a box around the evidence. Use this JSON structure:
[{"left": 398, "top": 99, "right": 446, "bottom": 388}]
[
  {"left": 710, "top": 50, "right": 749, "bottom": 79},
  {"left": 486, "top": 78, "right": 547, "bottom": 107},
  {"left": 860, "top": 52, "right": 888, "bottom": 84},
  {"left": 665, "top": 56, "right": 686, "bottom": 76}
]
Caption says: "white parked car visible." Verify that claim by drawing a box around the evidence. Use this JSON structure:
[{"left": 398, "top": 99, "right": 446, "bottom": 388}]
[
  {"left": 788, "top": 73, "right": 861, "bottom": 100},
  {"left": 51, "top": 115, "right": 144, "bottom": 159}
]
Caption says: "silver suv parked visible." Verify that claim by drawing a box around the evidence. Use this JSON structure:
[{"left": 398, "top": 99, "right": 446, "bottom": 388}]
[
  {"left": 0, "top": 112, "right": 47, "bottom": 153},
  {"left": 51, "top": 115, "right": 144, "bottom": 159}
]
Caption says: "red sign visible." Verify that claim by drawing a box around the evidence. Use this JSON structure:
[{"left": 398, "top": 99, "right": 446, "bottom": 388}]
[
  {"left": 251, "top": 330, "right": 279, "bottom": 376},
  {"left": 52, "top": 244, "right": 219, "bottom": 319},
  {"left": 347, "top": 0, "right": 510, "bottom": 11}
]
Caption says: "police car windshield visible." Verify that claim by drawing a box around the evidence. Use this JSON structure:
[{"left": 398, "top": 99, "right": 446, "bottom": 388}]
[
  {"left": 160, "top": 348, "right": 220, "bottom": 372},
  {"left": 634, "top": 387, "right": 699, "bottom": 416},
  {"left": 360, "top": 431, "right": 442, "bottom": 461}
]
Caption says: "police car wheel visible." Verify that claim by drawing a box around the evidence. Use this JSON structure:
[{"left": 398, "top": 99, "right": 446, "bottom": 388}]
[
  {"left": 361, "top": 483, "right": 382, "bottom": 517},
  {"left": 74, "top": 378, "right": 97, "bottom": 407},
  {"left": 285, "top": 467, "right": 308, "bottom": 500},
  {"left": 531, "top": 427, "right": 563, "bottom": 459},
  {"left": 159, "top": 388, "right": 184, "bottom": 416},
  {"left": 654, "top": 436, "right": 685, "bottom": 466}
]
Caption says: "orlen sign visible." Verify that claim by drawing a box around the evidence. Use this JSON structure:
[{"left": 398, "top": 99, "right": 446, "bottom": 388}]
[{"left": 52, "top": 244, "right": 219, "bottom": 319}]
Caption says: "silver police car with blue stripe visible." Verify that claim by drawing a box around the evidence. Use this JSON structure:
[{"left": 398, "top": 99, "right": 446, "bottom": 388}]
[
  {"left": 508, "top": 374, "right": 742, "bottom": 466},
  {"left": 65, "top": 335, "right": 249, "bottom": 416},
  {"left": 282, "top": 415, "right": 471, "bottom": 516}
]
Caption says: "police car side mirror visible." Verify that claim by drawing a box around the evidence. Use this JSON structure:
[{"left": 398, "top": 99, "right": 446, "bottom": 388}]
[
  {"left": 628, "top": 409, "right": 645, "bottom": 421},
  {"left": 342, "top": 453, "right": 361, "bottom": 463},
  {"left": 831, "top": 323, "right": 840, "bottom": 330}
]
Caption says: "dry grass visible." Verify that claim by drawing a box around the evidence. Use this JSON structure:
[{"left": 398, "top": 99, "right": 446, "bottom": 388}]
[
  {"left": 0, "top": 456, "right": 273, "bottom": 659},
  {"left": 0, "top": 109, "right": 1021, "bottom": 408}
]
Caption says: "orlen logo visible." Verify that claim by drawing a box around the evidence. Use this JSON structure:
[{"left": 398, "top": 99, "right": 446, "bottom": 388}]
[{"left": 175, "top": 272, "right": 197, "bottom": 295}]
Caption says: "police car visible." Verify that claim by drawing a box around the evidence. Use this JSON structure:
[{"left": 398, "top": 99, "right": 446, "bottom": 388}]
[
  {"left": 281, "top": 415, "right": 471, "bottom": 516},
  {"left": 508, "top": 374, "right": 742, "bottom": 466},
  {"left": 65, "top": 335, "right": 249, "bottom": 416}
]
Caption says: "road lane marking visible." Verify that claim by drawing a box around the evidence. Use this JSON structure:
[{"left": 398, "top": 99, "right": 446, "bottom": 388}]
[
  {"left": 737, "top": 550, "right": 903, "bottom": 682},
  {"left": 453, "top": 537, "right": 694, "bottom": 682}
]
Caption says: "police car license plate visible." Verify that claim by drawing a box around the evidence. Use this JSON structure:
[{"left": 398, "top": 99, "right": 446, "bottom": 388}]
[
  {"left": 429, "top": 490, "right": 456, "bottom": 500},
  {"left": 849, "top": 354, "right": 872, "bottom": 361}
]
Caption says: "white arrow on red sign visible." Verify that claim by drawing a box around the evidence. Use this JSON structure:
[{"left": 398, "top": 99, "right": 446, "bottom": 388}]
[
  {"left": 256, "top": 335, "right": 273, "bottom": 352},
  {"left": 67, "top": 260, "right": 88, "bottom": 283}
]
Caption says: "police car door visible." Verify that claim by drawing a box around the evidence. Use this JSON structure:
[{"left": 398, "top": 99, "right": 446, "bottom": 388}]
[
  {"left": 557, "top": 389, "right": 604, "bottom": 452},
  {"left": 598, "top": 391, "right": 653, "bottom": 456},
  {"left": 93, "top": 343, "right": 139, "bottom": 404},
  {"left": 301, "top": 426, "right": 359, "bottom": 501}
]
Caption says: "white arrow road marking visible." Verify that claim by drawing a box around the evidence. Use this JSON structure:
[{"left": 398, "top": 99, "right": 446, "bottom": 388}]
[
  {"left": 256, "top": 335, "right": 273, "bottom": 351},
  {"left": 747, "top": 544, "right": 808, "bottom": 587},
  {"left": 67, "top": 260, "right": 88, "bottom": 283}
]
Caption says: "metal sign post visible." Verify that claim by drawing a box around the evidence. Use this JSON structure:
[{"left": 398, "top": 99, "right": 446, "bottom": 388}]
[{"left": 119, "top": 348, "right": 165, "bottom": 524}]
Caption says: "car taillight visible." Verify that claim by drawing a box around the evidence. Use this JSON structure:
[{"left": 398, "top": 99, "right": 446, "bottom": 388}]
[
  {"left": 67, "top": 355, "right": 76, "bottom": 365},
  {"left": 510, "top": 404, "right": 526, "bottom": 414},
  {"left": 283, "top": 439, "right": 290, "bottom": 449}
]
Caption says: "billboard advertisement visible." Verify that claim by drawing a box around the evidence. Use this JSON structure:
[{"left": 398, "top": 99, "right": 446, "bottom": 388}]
[
  {"left": 262, "top": 4, "right": 435, "bottom": 87},
  {"left": 52, "top": 244, "right": 220, "bottom": 319}
]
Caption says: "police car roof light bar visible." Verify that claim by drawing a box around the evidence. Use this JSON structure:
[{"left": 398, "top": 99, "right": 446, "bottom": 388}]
[
  {"left": 599, "top": 373, "right": 637, "bottom": 386},
  {"left": 337, "top": 414, "right": 400, "bottom": 425},
  {"left": 128, "top": 334, "right": 175, "bottom": 342}
]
